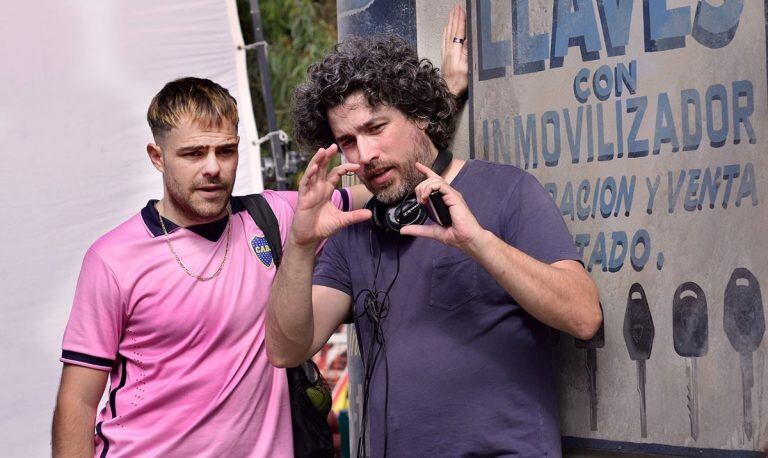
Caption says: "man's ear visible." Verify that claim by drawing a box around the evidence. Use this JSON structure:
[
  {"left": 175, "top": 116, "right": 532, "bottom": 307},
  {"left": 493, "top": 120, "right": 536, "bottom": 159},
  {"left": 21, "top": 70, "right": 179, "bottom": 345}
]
[
  {"left": 415, "top": 118, "right": 429, "bottom": 131},
  {"left": 147, "top": 143, "right": 164, "bottom": 173}
]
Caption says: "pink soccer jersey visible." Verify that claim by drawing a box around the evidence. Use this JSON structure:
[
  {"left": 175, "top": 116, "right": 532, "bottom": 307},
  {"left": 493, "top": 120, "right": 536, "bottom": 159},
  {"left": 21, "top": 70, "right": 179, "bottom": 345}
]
[{"left": 61, "top": 189, "right": 349, "bottom": 457}]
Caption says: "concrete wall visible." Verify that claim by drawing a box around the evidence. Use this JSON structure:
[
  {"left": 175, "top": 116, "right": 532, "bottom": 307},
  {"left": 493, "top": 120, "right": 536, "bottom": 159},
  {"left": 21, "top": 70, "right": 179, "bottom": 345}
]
[{"left": 466, "top": 0, "right": 766, "bottom": 454}]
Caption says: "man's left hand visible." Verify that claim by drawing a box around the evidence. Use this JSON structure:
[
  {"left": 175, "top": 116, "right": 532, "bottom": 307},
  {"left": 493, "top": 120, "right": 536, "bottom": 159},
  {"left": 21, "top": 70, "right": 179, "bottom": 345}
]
[
  {"left": 442, "top": 5, "right": 468, "bottom": 97},
  {"left": 399, "top": 162, "right": 485, "bottom": 249}
]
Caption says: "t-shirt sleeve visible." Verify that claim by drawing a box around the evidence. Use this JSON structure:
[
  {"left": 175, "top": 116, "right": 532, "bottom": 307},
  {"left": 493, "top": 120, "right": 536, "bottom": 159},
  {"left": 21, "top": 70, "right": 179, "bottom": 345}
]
[
  {"left": 508, "top": 173, "right": 580, "bottom": 265},
  {"left": 312, "top": 233, "right": 352, "bottom": 297},
  {"left": 60, "top": 248, "right": 125, "bottom": 371}
]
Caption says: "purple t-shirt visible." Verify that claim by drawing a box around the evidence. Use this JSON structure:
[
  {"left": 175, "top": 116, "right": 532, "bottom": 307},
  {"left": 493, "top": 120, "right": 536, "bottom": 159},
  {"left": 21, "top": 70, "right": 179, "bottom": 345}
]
[{"left": 314, "top": 160, "right": 579, "bottom": 457}]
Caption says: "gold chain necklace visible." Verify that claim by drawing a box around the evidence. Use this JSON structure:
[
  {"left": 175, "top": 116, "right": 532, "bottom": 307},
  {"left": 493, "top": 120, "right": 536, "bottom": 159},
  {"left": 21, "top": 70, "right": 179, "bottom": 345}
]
[{"left": 156, "top": 203, "right": 232, "bottom": 281}]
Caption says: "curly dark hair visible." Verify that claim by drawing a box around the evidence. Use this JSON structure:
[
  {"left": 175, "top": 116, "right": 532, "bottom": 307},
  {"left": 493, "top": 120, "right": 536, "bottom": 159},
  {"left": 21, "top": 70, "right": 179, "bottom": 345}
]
[{"left": 292, "top": 35, "right": 456, "bottom": 152}]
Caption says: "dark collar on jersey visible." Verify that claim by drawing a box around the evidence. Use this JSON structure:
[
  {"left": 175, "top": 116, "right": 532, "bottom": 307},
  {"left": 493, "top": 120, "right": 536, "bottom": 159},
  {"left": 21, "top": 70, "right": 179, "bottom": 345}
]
[{"left": 142, "top": 199, "right": 247, "bottom": 242}]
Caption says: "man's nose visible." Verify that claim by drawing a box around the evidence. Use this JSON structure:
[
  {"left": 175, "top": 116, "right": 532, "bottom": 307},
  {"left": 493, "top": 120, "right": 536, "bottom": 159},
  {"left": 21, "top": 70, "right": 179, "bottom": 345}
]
[
  {"left": 202, "top": 150, "right": 221, "bottom": 176},
  {"left": 356, "top": 137, "right": 378, "bottom": 165}
]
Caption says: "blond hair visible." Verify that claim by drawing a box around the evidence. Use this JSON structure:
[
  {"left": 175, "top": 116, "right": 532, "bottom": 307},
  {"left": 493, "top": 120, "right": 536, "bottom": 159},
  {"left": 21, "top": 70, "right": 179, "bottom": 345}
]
[{"left": 147, "top": 77, "right": 239, "bottom": 139}]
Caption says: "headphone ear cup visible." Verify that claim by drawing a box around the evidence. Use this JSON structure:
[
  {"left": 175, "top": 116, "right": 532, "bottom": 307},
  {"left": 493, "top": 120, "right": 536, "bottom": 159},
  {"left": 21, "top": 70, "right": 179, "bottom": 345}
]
[
  {"left": 366, "top": 195, "right": 428, "bottom": 233},
  {"left": 366, "top": 198, "right": 390, "bottom": 232},
  {"left": 386, "top": 196, "right": 427, "bottom": 232}
]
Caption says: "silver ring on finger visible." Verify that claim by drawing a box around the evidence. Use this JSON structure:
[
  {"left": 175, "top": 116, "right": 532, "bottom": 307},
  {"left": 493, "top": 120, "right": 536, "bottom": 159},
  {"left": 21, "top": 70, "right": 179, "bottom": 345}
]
[{"left": 452, "top": 37, "right": 465, "bottom": 44}]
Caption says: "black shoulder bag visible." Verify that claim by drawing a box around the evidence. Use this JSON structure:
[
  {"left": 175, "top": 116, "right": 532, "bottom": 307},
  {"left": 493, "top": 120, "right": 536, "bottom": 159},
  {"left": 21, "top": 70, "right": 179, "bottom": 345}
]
[{"left": 237, "top": 194, "right": 334, "bottom": 458}]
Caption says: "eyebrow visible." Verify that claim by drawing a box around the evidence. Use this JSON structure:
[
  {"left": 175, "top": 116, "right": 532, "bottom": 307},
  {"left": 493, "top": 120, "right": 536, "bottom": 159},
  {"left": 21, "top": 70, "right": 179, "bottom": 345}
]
[{"left": 176, "top": 141, "right": 239, "bottom": 154}]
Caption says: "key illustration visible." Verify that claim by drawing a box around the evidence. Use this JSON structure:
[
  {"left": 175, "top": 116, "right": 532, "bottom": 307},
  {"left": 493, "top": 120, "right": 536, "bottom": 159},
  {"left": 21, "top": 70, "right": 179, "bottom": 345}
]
[
  {"left": 623, "top": 283, "right": 655, "bottom": 438},
  {"left": 672, "top": 282, "right": 708, "bottom": 441},
  {"left": 723, "top": 268, "right": 764, "bottom": 441}
]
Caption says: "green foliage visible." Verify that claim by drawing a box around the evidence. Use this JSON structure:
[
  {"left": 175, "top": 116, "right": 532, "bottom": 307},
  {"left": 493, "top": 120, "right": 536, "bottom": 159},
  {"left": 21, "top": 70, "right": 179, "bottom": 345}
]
[{"left": 237, "top": 0, "right": 337, "bottom": 146}]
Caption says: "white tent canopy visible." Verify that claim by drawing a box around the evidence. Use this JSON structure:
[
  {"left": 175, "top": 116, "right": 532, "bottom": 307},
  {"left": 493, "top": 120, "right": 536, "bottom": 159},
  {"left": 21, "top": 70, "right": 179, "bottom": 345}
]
[{"left": 0, "top": 1, "right": 261, "bottom": 455}]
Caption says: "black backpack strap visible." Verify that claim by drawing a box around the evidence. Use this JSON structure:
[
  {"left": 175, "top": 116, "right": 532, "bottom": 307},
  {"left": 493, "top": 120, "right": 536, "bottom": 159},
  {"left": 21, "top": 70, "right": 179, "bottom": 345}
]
[
  {"left": 236, "top": 194, "right": 333, "bottom": 457},
  {"left": 236, "top": 194, "right": 282, "bottom": 267}
]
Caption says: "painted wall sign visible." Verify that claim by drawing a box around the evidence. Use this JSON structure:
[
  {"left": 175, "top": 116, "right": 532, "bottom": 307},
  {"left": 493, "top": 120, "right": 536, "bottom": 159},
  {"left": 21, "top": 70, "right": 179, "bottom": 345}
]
[
  {"left": 338, "top": 0, "right": 417, "bottom": 46},
  {"left": 469, "top": 0, "right": 767, "bottom": 453}
]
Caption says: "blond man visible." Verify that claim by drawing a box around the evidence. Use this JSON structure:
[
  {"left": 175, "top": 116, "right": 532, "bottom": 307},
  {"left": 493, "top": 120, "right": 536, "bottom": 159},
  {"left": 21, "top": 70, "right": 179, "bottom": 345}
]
[{"left": 51, "top": 77, "right": 367, "bottom": 457}]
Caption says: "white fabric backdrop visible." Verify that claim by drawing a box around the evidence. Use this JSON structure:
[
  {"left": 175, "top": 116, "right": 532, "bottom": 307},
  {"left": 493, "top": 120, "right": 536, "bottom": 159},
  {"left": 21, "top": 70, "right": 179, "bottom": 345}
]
[{"left": 0, "top": 1, "right": 261, "bottom": 454}]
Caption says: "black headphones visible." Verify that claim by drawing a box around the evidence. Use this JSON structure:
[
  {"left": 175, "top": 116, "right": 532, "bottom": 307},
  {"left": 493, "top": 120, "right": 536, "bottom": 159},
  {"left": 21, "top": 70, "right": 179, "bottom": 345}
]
[{"left": 365, "top": 150, "right": 453, "bottom": 233}]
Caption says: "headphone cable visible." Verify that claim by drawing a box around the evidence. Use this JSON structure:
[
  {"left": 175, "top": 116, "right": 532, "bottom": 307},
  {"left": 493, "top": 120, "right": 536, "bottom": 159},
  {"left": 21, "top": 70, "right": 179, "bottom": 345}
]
[{"left": 354, "top": 231, "right": 400, "bottom": 457}]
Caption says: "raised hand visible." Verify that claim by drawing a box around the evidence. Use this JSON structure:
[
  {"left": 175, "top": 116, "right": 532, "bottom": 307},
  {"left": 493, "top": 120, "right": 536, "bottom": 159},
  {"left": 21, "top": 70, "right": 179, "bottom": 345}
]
[
  {"left": 290, "top": 144, "right": 372, "bottom": 247},
  {"left": 399, "top": 162, "right": 484, "bottom": 248},
  {"left": 442, "top": 5, "right": 468, "bottom": 97}
]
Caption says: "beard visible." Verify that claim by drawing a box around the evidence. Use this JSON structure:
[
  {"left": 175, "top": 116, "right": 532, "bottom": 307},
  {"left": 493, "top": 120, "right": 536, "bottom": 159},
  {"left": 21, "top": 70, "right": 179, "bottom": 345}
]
[
  {"left": 365, "top": 130, "right": 435, "bottom": 204},
  {"left": 164, "top": 174, "right": 232, "bottom": 224}
]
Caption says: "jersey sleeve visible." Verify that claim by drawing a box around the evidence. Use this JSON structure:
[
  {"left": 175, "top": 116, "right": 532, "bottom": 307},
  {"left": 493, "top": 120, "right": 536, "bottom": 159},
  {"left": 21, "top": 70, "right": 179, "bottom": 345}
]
[
  {"left": 507, "top": 173, "right": 580, "bottom": 265},
  {"left": 60, "top": 248, "right": 125, "bottom": 371}
]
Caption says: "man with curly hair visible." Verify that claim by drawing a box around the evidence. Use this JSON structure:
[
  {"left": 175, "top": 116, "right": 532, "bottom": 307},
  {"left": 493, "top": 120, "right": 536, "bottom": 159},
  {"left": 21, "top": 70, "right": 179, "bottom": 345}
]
[{"left": 266, "top": 29, "right": 602, "bottom": 456}]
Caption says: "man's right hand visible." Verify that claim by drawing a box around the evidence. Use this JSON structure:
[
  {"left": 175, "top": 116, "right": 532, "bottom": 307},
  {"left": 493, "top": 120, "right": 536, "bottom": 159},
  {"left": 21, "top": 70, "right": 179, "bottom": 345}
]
[
  {"left": 267, "top": 144, "right": 364, "bottom": 367},
  {"left": 290, "top": 144, "right": 372, "bottom": 247}
]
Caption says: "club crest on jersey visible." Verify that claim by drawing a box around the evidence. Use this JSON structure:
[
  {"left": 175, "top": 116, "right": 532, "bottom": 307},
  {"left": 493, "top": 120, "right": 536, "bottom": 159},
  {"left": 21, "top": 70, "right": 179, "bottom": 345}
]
[{"left": 250, "top": 233, "right": 274, "bottom": 268}]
